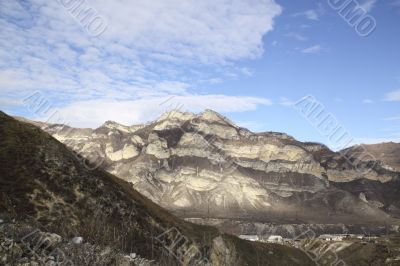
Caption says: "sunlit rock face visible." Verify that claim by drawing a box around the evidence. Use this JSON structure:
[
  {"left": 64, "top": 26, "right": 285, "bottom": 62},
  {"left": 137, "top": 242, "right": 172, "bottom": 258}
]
[{"left": 29, "top": 110, "right": 400, "bottom": 225}]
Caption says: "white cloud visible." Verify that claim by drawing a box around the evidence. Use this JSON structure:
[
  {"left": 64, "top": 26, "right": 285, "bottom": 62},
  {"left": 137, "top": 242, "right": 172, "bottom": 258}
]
[
  {"left": 94, "top": 0, "right": 282, "bottom": 63},
  {"left": 384, "top": 90, "right": 400, "bottom": 101},
  {"left": 0, "top": 97, "right": 23, "bottom": 107},
  {"left": 292, "top": 4, "right": 325, "bottom": 21},
  {"left": 38, "top": 95, "right": 272, "bottom": 128},
  {"left": 0, "top": 0, "right": 281, "bottom": 123},
  {"left": 301, "top": 45, "right": 322, "bottom": 54},
  {"left": 285, "top": 32, "right": 308, "bottom": 41},
  {"left": 279, "top": 97, "right": 294, "bottom": 106},
  {"left": 240, "top": 67, "right": 254, "bottom": 77},
  {"left": 294, "top": 10, "right": 318, "bottom": 20},
  {"left": 360, "top": 0, "right": 378, "bottom": 12},
  {"left": 363, "top": 99, "right": 374, "bottom": 104}
]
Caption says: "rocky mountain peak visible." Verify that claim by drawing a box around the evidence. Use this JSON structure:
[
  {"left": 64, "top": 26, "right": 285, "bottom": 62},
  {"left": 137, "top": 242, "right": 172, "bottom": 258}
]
[
  {"left": 157, "top": 109, "right": 195, "bottom": 122},
  {"left": 100, "top": 120, "right": 132, "bottom": 132},
  {"left": 156, "top": 109, "right": 237, "bottom": 126},
  {"left": 102, "top": 120, "right": 121, "bottom": 126},
  {"left": 199, "top": 109, "right": 238, "bottom": 127},
  {"left": 99, "top": 120, "right": 149, "bottom": 134}
]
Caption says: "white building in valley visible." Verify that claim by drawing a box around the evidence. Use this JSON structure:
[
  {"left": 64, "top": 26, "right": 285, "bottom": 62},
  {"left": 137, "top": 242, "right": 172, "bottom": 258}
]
[
  {"left": 318, "top": 234, "right": 344, "bottom": 241},
  {"left": 239, "top": 235, "right": 259, "bottom": 242},
  {"left": 267, "top": 235, "right": 283, "bottom": 243}
]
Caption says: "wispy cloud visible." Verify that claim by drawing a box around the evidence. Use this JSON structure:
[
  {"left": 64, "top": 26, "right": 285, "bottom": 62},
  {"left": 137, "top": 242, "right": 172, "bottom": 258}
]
[
  {"left": 384, "top": 90, "right": 400, "bottom": 101},
  {"left": 301, "top": 45, "right": 322, "bottom": 54},
  {"left": 42, "top": 95, "right": 272, "bottom": 128},
  {"left": 279, "top": 97, "right": 294, "bottom": 106},
  {"left": 241, "top": 67, "right": 254, "bottom": 77},
  {"left": 0, "top": 97, "right": 23, "bottom": 107},
  {"left": 360, "top": 0, "right": 378, "bottom": 12},
  {"left": 285, "top": 32, "right": 308, "bottom": 41},
  {"left": 292, "top": 4, "right": 325, "bottom": 21},
  {"left": 363, "top": 99, "right": 374, "bottom": 104},
  {"left": 0, "top": 0, "right": 282, "bottom": 124}
]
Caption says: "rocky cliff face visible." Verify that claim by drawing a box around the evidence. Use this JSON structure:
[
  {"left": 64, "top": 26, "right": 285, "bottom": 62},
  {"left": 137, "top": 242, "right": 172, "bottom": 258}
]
[{"left": 18, "top": 110, "right": 400, "bottom": 229}]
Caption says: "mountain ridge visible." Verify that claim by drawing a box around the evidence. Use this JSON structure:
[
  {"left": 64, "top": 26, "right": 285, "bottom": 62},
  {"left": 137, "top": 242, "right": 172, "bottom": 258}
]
[
  {"left": 12, "top": 110, "right": 400, "bottom": 235},
  {"left": 0, "top": 110, "right": 314, "bottom": 265}
]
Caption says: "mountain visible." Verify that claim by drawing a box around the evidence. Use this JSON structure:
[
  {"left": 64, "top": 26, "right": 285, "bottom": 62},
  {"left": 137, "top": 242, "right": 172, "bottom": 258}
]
[
  {"left": 0, "top": 111, "right": 313, "bottom": 265},
  {"left": 343, "top": 142, "right": 400, "bottom": 172},
  {"left": 15, "top": 110, "right": 400, "bottom": 236}
]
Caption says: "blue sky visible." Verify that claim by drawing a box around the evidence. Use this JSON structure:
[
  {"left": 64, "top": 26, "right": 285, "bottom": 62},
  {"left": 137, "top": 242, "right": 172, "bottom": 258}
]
[{"left": 0, "top": 0, "right": 399, "bottom": 149}]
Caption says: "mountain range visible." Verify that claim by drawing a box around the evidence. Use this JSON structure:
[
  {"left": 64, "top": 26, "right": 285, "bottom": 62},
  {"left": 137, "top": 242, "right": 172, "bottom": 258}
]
[
  {"left": 15, "top": 109, "right": 400, "bottom": 237},
  {"left": 0, "top": 111, "right": 314, "bottom": 265}
]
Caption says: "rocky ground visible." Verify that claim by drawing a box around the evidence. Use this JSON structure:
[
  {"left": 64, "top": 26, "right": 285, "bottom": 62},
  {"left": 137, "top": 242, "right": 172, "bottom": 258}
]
[
  {"left": 297, "top": 235, "right": 400, "bottom": 266},
  {"left": 0, "top": 218, "right": 155, "bottom": 265}
]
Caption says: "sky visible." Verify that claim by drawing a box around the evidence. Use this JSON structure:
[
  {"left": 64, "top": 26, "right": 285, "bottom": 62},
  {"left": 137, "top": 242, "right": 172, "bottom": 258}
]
[{"left": 0, "top": 0, "right": 399, "bottom": 149}]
